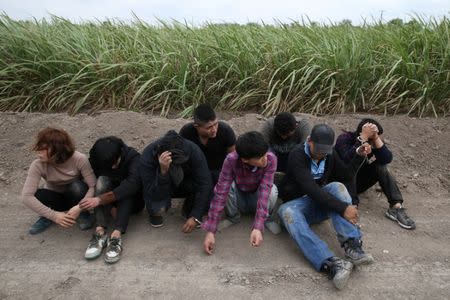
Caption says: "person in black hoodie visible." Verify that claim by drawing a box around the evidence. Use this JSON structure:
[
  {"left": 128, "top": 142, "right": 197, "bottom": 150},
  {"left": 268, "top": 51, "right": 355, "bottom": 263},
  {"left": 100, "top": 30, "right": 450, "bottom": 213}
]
[
  {"left": 335, "top": 118, "right": 416, "bottom": 229},
  {"left": 80, "top": 136, "right": 144, "bottom": 264},
  {"left": 278, "top": 124, "right": 374, "bottom": 290},
  {"left": 140, "top": 130, "right": 212, "bottom": 232}
]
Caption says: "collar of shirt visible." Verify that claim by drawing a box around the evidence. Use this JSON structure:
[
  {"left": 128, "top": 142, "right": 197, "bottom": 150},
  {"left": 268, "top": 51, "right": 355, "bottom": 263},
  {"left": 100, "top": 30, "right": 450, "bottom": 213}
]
[{"left": 304, "top": 142, "right": 326, "bottom": 179}]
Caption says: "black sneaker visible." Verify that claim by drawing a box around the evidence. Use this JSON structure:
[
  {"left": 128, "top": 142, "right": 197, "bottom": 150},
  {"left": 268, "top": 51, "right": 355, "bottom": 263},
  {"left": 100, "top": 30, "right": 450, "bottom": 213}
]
[
  {"left": 149, "top": 214, "right": 164, "bottom": 228},
  {"left": 104, "top": 237, "right": 122, "bottom": 264},
  {"left": 385, "top": 206, "right": 416, "bottom": 230},
  {"left": 322, "top": 257, "right": 354, "bottom": 290},
  {"left": 343, "top": 238, "right": 374, "bottom": 266},
  {"left": 84, "top": 232, "right": 108, "bottom": 260}
]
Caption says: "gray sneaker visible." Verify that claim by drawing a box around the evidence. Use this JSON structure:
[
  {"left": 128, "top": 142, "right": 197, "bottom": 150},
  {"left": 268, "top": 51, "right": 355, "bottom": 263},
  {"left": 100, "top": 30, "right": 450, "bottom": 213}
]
[
  {"left": 343, "top": 238, "right": 374, "bottom": 266},
  {"left": 78, "top": 211, "right": 94, "bottom": 230},
  {"left": 104, "top": 237, "right": 122, "bottom": 264},
  {"left": 322, "top": 257, "right": 354, "bottom": 290},
  {"left": 85, "top": 232, "right": 108, "bottom": 260},
  {"left": 265, "top": 220, "right": 281, "bottom": 235},
  {"left": 385, "top": 206, "right": 416, "bottom": 230}
]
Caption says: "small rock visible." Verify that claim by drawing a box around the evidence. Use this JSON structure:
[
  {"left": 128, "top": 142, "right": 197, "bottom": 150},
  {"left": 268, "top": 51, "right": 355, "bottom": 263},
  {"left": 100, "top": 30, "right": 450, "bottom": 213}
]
[
  {"left": 383, "top": 249, "right": 389, "bottom": 254},
  {"left": 413, "top": 173, "right": 419, "bottom": 179},
  {"left": 409, "top": 143, "right": 416, "bottom": 148}
]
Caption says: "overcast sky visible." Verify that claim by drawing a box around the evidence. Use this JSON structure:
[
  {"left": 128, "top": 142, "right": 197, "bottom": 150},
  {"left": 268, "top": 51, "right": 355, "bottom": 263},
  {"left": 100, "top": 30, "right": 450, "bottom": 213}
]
[{"left": 1, "top": 0, "right": 448, "bottom": 25}]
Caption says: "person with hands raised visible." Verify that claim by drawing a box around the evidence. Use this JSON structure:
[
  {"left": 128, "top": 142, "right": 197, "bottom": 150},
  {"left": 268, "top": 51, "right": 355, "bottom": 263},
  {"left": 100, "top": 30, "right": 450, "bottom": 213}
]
[
  {"left": 202, "top": 131, "right": 279, "bottom": 255},
  {"left": 335, "top": 118, "right": 416, "bottom": 230},
  {"left": 277, "top": 124, "right": 374, "bottom": 290},
  {"left": 22, "top": 127, "right": 96, "bottom": 235}
]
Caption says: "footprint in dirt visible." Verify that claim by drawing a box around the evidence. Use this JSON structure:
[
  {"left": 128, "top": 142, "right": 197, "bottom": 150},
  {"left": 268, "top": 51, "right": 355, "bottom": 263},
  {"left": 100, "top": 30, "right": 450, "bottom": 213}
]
[{"left": 55, "top": 276, "right": 81, "bottom": 290}]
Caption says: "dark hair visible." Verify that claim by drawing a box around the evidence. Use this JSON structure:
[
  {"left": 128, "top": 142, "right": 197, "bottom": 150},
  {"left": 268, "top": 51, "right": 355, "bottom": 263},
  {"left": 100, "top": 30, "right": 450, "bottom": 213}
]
[
  {"left": 356, "top": 118, "right": 384, "bottom": 135},
  {"left": 274, "top": 112, "right": 297, "bottom": 135},
  {"left": 89, "top": 136, "right": 124, "bottom": 171},
  {"left": 193, "top": 104, "right": 216, "bottom": 124},
  {"left": 33, "top": 127, "right": 75, "bottom": 164},
  {"left": 157, "top": 130, "right": 184, "bottom": 155},
  {"left": 236, "top": 131, "right": 268, "bottom": 159}
]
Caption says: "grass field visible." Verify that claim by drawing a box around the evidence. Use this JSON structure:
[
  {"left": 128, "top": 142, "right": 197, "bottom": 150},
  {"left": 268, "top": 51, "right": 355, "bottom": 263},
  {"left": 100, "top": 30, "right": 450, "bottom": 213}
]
[{"left": 0, "top": 14, "right": 448, "bottom": 116}]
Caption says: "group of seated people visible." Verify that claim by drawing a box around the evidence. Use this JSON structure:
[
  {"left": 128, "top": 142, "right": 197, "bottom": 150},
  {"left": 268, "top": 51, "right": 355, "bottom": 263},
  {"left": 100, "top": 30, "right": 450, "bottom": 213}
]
[{"left": 21, "top": 104, "right": 415, "bottom": 290}]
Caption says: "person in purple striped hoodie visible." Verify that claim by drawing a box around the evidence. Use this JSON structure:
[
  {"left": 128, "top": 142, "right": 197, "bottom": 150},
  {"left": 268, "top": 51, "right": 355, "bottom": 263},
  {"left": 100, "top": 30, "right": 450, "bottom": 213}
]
[{"left": 202, "top": 131, "right": 280, "bottom": 255}]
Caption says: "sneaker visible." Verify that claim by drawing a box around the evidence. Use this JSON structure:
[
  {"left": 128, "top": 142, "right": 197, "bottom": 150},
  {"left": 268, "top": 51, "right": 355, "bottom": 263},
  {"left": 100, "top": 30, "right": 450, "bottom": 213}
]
[
  {"left": 343, "top": 238, "right": 374, "bottom": 266},
  {"left": 78, "top": 211, "right": 94, "bottom": 230},
  {"left": 84, "top": 232, "right": 108, "bottom": 260},
  {"left": 217, "top": 219, "right": 235, "bottom": 231},
  {"left": 104, "top": 237, "right": 122, "bottom": 264},
  {"left": 29, "top": 217, "right": 52, "bottom": 235},
  {"left": 322, "top": 257, "right": 354, "bottom": 290},
  {"left": 265, "top": 220, "right": 281, "bottom": 235},
  {"left": 385, "top": 206, "right": 416, "bottom": 230},
  {"left": 149, "top": 214, "right": 164, "bottom": 228}
]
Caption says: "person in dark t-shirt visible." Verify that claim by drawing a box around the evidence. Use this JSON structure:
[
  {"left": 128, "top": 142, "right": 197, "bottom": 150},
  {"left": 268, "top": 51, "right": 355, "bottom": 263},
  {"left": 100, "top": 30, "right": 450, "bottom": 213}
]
[{"left": 180, "top": 104, "right": 236, "bottom": 185}]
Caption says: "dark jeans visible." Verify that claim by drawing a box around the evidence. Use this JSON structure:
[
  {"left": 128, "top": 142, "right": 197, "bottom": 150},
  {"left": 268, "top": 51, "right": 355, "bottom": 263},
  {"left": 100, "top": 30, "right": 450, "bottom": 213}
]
[
  {"left": 346, "top": 162, "right": 403, "bottom": 206},
  {"left": 94, "top": 176, "right": 144, "bottom": 233},
  {"left": 273, "top": 151, "right": 289, "bottom": 173},
  {"left": 145, "top": 178, "right": 200, "bottom": 218},
  {"left": 35, "top": 180, "right": 88, "bottom": 212}
]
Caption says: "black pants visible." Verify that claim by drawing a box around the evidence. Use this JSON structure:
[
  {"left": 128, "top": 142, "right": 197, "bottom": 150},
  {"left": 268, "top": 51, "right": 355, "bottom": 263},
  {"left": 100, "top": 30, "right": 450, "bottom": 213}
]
[
  {"left": 274, "top": 151, "right": 289, "bottom": 173},
  {"left": 94, "top": 176, "right": 144, "bottom": 233},
  {"left": 146, "top": 178, "right": 200, "bottom": 218},
  {"left": 346, "top": 162, "right": 403, "bottom": 206},
  {"left": 35, "top": 180, "right": 88, "bottom": 212}
]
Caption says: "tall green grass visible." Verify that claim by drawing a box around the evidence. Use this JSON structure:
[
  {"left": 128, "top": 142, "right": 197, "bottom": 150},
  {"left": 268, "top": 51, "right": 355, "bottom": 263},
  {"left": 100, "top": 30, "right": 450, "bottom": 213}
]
[{"left": 0, "top": 15, "right": 448, "bottom": 116}]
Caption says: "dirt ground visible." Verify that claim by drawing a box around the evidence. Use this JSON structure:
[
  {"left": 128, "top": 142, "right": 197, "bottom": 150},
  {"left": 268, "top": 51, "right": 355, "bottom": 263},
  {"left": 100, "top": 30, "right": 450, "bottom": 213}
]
[{"left": 0, "top": 111, "right": 449, "bottom": 299}]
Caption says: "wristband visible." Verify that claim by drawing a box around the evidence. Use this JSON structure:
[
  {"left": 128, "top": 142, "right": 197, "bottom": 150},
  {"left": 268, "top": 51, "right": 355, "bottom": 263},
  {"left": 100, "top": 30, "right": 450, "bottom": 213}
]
[{"left": 357, "top": 135, "right": 368, "bottom": 144}]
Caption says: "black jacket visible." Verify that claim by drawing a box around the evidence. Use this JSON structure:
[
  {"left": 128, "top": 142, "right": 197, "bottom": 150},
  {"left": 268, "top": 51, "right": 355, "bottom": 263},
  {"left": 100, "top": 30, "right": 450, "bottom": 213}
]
[
  {"left": 279, "top": 144, "right": 365, "bottom": 214},
  {"left": 139, "top": 137, "right": 212, "bottom": 220},
  {"left": 90, "top": 145, "right": 142, "bottom": 202}
]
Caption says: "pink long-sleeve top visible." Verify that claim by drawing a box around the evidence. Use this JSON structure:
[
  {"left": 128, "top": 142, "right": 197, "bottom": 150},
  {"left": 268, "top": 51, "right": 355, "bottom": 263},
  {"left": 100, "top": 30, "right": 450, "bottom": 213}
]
[{"left": 21, "top": 151, "right": 96, "bottom": 222}]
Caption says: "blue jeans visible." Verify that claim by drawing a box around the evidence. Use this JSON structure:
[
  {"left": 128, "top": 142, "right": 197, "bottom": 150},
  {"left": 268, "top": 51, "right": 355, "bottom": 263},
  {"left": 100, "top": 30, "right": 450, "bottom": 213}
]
[
  {"left": 225, "top": 182, "right": 278, "bottom": 223},
  {"left": 278, "top": 182, "right": 361, "bottom": 271}
]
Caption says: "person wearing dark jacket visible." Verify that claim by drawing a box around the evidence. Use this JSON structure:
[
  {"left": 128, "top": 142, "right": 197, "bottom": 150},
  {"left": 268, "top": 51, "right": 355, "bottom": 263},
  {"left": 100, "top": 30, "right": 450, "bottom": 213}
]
[
  {"left": 180, "top": 104, "right": 236, "bottom": 186},
  {"left": 278, "top": 124, "right": 374, "bottom": 290},
  {"left": 335, "top": 118, "right": 415, "bottom": 229},
  {"left": 80, "top": 136, "right": 144, "bottom": 263},
  {"left": 140, "top": 130, "right": 212, "bottom": 232}
]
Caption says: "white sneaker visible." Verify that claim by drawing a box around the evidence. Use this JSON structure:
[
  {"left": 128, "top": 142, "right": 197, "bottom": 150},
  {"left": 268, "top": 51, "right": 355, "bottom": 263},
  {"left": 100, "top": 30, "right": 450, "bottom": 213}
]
[
  {"left": 85, "top": 232, "right": 107, "bottom": 260},
  {"left": 265, "top": 220, "right": 281, "bottom": 235},
  {"left": 217, "top": 219, "right": 235, "bottom": 231},
  {"left": 104, "top": 237, "right": 122, "bottom": 264}
]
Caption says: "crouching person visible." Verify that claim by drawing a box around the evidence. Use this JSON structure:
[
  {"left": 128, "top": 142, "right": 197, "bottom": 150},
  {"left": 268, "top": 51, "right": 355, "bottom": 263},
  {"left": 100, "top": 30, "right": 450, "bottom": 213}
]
[
  {"left": 140, "top": 130, "right": 212, "bottom": 232},
  {"left": 278, "top": 124, "right": 374, "bottom": 290},
  {"left": 202, "top": 131, "right": 280, "bottom": 255},
  {"left": 81, "top": 136, "right": 144, "bottom": 263},
  {"left": 22, "top": 127, "right": 96, "bottom": 235}
]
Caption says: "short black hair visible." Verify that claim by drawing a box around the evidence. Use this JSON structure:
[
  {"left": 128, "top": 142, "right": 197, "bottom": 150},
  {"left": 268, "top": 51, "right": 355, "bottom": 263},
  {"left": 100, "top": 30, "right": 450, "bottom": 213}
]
[
  {"left": 356, "top": 118, "right": 384, "bottom": 135},
  {"left": 89, "top": 136, "right": 124, "bottom": 171},
  {"left": 274, "top": 112, "right": 297, "bottom": 135},
  {"left": 193, "top": 104, "right": 216, "bottom": 124},
  {"left": 157, "top": 130, "right": 184, "bottom": 155},
  {"left": 236, "top": 131, "right": 269, "bottom": 159}
]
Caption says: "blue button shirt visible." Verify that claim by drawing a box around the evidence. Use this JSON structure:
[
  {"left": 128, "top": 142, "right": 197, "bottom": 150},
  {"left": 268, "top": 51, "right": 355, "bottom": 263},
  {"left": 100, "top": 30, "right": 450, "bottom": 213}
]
[{"left": 304, "top": 143, "right": 326, "bottom": 180}]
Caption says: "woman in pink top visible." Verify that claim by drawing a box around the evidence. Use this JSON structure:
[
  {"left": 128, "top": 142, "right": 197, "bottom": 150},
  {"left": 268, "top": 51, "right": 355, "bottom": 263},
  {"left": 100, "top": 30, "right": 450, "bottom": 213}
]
[{"left": 22, "top": 127, "right": 97, "bottom": 234}]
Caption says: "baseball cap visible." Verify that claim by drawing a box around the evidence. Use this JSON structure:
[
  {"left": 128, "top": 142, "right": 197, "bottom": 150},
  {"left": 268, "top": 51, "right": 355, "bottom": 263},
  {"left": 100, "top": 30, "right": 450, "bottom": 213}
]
[{"left": 310, "top": 124, "right": 335, "bottom": 154}]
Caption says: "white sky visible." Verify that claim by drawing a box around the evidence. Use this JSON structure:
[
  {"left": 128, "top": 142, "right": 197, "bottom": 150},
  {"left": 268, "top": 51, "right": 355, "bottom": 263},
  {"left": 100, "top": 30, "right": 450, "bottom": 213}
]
[{"left": 0, "top": 0, "right": 448, "bottom": 25}]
